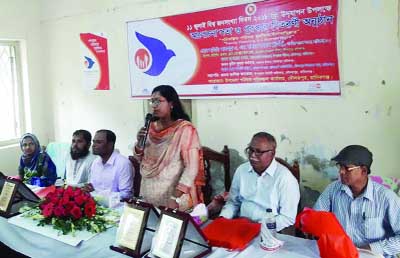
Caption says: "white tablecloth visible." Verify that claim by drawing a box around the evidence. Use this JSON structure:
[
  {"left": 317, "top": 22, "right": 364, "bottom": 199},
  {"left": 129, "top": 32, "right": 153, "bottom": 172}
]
[
  {"left": 205, "top": 234, "right": 382, "bottom": 258},
  {"left": 206, "top": 234, "right": 319, "bottom": 258},
  {"left": 1, "top": 216, "right": 381, "bottom": 258},
  {"left": 0, "top": 217, "right": 127, "bottom": 258}
]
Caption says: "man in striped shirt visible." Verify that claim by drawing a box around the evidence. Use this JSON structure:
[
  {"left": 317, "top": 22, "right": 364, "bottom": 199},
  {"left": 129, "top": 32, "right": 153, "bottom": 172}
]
[{"left": 314, "top": 145, "right": 400, "bottom": 258}]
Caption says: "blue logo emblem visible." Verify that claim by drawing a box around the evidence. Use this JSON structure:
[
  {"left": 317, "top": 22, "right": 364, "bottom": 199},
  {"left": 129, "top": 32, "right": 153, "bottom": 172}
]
[
  {"left": 84, "top": 56, "right": 95, "bottom": 69},
  {"left": 135, "top": 32, "right": 175, "bottom": 76}
]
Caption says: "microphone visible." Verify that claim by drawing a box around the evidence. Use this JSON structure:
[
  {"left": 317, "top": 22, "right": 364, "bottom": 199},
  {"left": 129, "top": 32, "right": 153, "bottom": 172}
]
[{"left": 138, "top": 113, "right": 153, "bottom": 149}]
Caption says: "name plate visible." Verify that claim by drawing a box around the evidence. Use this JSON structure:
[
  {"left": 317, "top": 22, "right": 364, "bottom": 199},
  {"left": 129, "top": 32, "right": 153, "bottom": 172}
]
[
  {"left": 110, "top": 200, "right": 159, "bottom": 257},
  {"left": 116, "top": 205, "right": 145, "bottom": 250},
  {"left": 0, "top": 181, "right": 17, "bottom": 212},
  {"left": 151, "top": 212, "right": 184, "bottom": 258},
  {"left": 150, "top": 207, "right": 211, "bottom": 258},
  {"left": 0, "top": 172, "right": 40, "bottom": 218}
]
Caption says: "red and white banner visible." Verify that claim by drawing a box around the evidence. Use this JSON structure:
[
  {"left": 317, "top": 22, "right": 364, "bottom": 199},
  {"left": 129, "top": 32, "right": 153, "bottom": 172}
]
[
  {"left": 127, "top": 0, "right": 339, "bottom": 98},
  {"left": 80, "top": 33, "right": 110, "bottom": 90}
]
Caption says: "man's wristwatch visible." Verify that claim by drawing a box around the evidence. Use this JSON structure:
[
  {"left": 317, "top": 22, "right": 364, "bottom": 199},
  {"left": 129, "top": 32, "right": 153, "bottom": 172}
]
[{"left": 170, "top": 196, "right": 182, "bottom": 205}]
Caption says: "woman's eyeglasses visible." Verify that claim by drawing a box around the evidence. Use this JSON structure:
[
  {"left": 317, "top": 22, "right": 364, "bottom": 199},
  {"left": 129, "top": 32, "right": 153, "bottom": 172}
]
[
  {"left": 245, "top": 146, "right": 274, "bottom": 157},
  {"left": 149, "top": 98, "right": 167, "bottom": 107}
]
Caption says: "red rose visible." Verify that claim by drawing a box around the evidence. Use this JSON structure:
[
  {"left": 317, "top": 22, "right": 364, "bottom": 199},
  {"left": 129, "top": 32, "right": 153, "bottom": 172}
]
[
  {"left": 86, "top": 197, "right": 96, "bottom": 206},
  {"left": 82, "top": 192, "right": 91, "bottom": 202},
  {"left": 45, "top": 192, "right": 55, "bottom": 201},
  {"left": 56, "top": 187, "right": 65, "bottom": 195},
  {"left": 70, "top": 205, "right": 82, "bottom": 220},
  {"left": 64, "top": 201, "right": 75, "bottom": 213},
  {"left": 39, "top": 200, "right": 49, "bottom": 210},
  {"left": 49, "top": 196, "right": 60, "bottom": 205},
  {"left": 53, "top": 205, "right": 66, "bottom": 217},
  {"left": 42, "top": 203, "right": 54, "bottom": 218},
  {"left": 46, "top": 192, "right": 60, "bottom": 203},
  {"left": 73, "top": 188, "right": 83, "bottom": 197},
  {"left": 60, "top": 195, "right": 70, "bottom": 205},
  {"left": 84, "top": 203, "right": 96, "bottom": 218},
  {"left": 65, "top": 186, "right": 74, "bottom": 195},
  {"left": 74, "top": 195, "right": 85, "bottom": 206},
  {"left": 63, "top": 191, "right": 72, "bottom": 199}
]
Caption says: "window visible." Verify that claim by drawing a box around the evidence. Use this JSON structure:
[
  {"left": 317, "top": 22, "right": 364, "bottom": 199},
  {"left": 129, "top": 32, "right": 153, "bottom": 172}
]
[{"left": 0, "top": 41, "right": 25, "bottom": 145}]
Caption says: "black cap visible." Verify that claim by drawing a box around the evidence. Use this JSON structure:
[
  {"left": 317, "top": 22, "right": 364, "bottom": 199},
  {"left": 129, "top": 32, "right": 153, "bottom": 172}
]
[{"left": 331, "top": 145, "right": 373, "bottom": 169}]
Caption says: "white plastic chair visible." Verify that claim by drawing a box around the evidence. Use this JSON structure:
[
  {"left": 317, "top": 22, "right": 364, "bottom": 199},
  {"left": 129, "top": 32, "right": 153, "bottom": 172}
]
[{"left": 45, "top": 142, "right": 70, "bottom": 179}]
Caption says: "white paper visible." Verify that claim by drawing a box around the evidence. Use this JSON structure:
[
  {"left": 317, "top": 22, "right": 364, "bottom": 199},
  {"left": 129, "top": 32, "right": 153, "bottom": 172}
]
[{"left": 8, "top": 213, "right": 100, "bottom": 246}]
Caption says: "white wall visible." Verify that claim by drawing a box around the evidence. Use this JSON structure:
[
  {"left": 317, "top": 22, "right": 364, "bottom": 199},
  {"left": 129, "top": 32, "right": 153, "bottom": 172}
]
[
  {"left": 0, "top": 0, "right": 50, "bottom": 175},
  {"left": 1, "top": 0, "right": 399, "bottom": 192}
]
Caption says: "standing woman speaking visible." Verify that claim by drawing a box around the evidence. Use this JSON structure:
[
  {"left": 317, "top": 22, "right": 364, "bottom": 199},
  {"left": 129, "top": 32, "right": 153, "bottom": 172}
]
[{"left": 133, "top": 85, "right": 205, "bottom": 211}]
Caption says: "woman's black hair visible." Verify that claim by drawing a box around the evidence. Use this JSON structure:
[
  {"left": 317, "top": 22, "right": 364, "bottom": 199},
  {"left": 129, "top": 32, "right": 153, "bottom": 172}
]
[{"left": 152, "top": 85, "right": 191, "bottom": 121}]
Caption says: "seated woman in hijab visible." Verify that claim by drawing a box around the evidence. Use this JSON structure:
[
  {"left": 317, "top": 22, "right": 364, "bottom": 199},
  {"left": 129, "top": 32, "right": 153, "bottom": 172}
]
[
  {"left": 18, "top": 133, "right": 57, "bottom": 186},
  {"left": 133, "top": 85, "right": 205, "bottom": 211}
]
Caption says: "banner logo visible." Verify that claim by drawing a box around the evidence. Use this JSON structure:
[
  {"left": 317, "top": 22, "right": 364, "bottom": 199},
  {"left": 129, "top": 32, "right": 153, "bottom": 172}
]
[
  {"left": 134, "top": 32, "right": 175, "bottom": 76},
  {"left": 245, "top": 4, "right": 257, "bottom": 16},
  {"left": 84, "top": 56, "right": 95, "bottom": 69}
]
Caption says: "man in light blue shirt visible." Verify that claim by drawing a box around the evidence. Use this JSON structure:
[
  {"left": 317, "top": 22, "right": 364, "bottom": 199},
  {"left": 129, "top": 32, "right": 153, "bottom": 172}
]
[
  {"left": 314, "top": 145, "right": 400, "bottom": 258},
  {"left": 220, "top": 132, "right": 300, "bottom": 231}
]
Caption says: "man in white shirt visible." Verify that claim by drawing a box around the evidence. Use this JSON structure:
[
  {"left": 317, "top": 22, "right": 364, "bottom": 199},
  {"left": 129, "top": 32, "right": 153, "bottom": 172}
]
[
  {"left": 220, "top": 132, "right": 300, "bottom": 231},
  {"left": 65, "top": 130, "right": 96, "bottom": 186},
  {"left": 83, "top": 130, "right": 133, "bottom": 200}
]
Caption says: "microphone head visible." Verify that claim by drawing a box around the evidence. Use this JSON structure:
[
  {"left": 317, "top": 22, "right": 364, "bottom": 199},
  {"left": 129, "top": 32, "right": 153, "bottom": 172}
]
[{"left": 145, "top": 113, "right": 153, "bottom": 121}]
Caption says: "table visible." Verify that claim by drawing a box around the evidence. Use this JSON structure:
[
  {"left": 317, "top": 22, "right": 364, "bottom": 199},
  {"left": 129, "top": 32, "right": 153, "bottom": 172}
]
[
  {"left": 205, "top": 234, "right": 319, "bottom": 258},
  {"left": 0, "top": 217, "right": 126, "bottom": 258},
  {"left": 1, "top": 216, "right": 381, "bottom": 258},
  {"left": 205, "top": 234, "right": 382, "bottom": 258}
]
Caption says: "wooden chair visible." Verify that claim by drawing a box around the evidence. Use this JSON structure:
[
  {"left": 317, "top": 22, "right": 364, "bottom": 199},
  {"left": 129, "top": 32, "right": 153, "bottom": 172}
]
[
  {"left": 202, "top": 145, "right": 230, "bottom": 205},
  {"left": 129, "top": 145, "right": 231, "bottom": 202},
  {"left": 275, "top": 157, "right": 302, "bottom": 237},
  {"left": 275, "top": 157, "right": 300, "bottom": 184},
  {"left": 128, "top": 156, "right": 141, "bottom": 198}
]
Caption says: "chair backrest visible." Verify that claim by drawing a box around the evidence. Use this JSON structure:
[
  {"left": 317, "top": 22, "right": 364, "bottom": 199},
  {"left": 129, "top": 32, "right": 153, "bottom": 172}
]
[
  {"left": 45, "top": 142, "right": 70, "bottom": 178},
  {"left": 275, "top": 157, "right": 300, "bottom": 183},
  {"left": 128, "top": 156, "right": 141, "bottom": 198},
  {"left": 275, "top": 157, "right": 302, "bottom": 237},
  {"left": 202, "top": 145, "right": 230, "bottom": 205}
]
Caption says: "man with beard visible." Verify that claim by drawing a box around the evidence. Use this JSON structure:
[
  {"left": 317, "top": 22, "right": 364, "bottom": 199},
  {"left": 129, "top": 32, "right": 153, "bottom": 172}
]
[
  {"left": 314, "top": 145, "right": 400, "bottom": 257},
  {"left": 220, "top": 132, "right": 300, "bottom": 231},
  {"left": 65, "top": 130, "right": 96, "bottom": 186}
]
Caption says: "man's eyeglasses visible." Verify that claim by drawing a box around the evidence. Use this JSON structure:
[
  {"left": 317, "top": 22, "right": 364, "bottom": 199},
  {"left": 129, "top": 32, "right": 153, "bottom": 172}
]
[
  {"left": 336, "top": 164, "right": 360, "bottom": 173},
  {"left": 149, "top": 98, "right": 167, "bottom": 107},
  {"left": 245, "top": 147, "right": 274, "bottom": 157}
]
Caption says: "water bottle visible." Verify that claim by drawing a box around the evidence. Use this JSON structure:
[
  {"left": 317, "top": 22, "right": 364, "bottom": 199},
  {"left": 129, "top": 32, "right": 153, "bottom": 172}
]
[
  {"left": 260, "top": 208, "right": 279, "bottom": 250},
  {"left": 265, "top": 208, "right": 277, "bottom": 236}
]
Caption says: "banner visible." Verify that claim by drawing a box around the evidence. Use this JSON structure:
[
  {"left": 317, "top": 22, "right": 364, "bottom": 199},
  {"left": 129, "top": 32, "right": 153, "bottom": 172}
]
[
  {"left": 80, "top": 33, "right": 110, "bottom": 90},
  {"left": 127, "top": 0, "right": 339, "bottom": 98}
]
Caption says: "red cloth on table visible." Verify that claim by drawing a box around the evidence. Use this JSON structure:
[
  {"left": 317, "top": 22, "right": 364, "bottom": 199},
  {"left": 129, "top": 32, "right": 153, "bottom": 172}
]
[
  {"left": 295, "top": 208, "right": 359, "bottom": 258},
  {"left": 202, "top": 217, "right": 260, "bottom": 251},
  {"left": 35, "top": 185, "right": 56, "bottom": 199}
]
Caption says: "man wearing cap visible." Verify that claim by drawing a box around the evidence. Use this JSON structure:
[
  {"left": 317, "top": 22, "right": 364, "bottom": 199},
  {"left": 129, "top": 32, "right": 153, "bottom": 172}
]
[{"left": 314, "top": 145, "right": 400, "bottom": 258}]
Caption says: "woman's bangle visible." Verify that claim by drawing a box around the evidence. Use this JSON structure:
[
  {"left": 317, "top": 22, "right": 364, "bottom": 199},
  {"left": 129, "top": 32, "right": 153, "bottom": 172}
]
[{"left": 133, "top": 145, "right": 144, "bottom": 156}]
